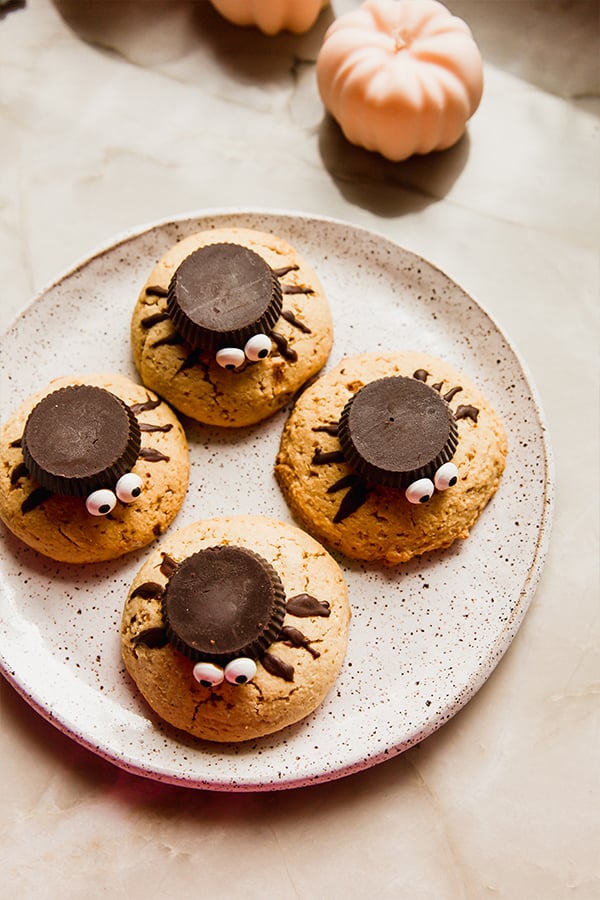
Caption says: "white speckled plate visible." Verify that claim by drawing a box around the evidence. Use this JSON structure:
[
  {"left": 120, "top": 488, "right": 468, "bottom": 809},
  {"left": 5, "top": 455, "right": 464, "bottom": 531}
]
[{"left": 0, "top": 210, "right": 553, "bottom": 791}]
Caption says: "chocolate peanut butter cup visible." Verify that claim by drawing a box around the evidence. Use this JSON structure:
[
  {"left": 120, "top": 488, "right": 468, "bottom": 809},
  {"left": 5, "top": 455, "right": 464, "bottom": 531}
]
[
  {"left": 22, "top": 385, "right": 141, "bottom": 498},
  {"left": 337, "top": 376, "right": 458, "bottom": 489},
  {"left": 162, "top": 545, "right": 286, "bottom": 664},
  {"left": 166, "top": 243, "right": 283, "bottom": 351}
]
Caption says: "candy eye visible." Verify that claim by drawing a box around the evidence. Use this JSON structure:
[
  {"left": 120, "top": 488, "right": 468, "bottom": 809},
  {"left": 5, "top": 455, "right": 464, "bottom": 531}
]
[
  {"left": 434, "top": 462, "right": 459, "bottom": 491},
  {"left": 405, "top": 478, "right": 434, "bottom": 505},
  {"left": 244, "top": 333, "right": 272, "bottom": 362},
  {"left": 85, "top": 488, "right": 117, "bottom": 516},
  {"left": 224, "top": 657, "right": 257, "bottom": 685},
  {"left": 115, "top": 472, "right": 143, "bottom": 503},
  {"left": 192, "top": 662, "right": 224, "bottom": 688},
  {"left": 216, "top": 347, "right": 245, "bottom": 370}
]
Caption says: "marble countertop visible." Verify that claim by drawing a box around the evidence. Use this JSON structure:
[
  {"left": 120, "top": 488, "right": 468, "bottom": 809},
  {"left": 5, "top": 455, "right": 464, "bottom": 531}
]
[{"left": 0, "top": 1, "right": 598, "bottom": 897}]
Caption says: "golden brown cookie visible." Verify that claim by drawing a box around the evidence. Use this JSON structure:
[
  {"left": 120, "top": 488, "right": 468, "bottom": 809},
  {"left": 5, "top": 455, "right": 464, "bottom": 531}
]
[
  {"left": 275, "top": 352, "right": 508, "bottom": 565},
  {"left": 121, "top": 515, "right": 351, "bottom": 742},
  {"left": 0, "top": 373, "right": 189, "bottom": 563},
  {"left": 131, "top": 227, "right": 334, "bottom": 427}
]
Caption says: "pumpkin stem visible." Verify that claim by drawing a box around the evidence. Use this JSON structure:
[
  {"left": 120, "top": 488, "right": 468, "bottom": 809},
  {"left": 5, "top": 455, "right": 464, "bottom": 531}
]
[{"left": 392, "top": 29, "right": 409, "bottom": 51}]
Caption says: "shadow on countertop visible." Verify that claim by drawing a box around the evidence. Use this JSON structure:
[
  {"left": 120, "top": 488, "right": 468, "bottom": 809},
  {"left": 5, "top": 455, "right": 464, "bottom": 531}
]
[
  {"left": 317, "top": 115, "right": 471, "bottom": 217},
  {"left": 50, "top": 0, "right": 600, "bottom": 102},
  {"left": 50, "top": 0, "right": 334, "bottom": 72},
  {"left": 449, "top": 0, "right": 600, "bottom": 108}
]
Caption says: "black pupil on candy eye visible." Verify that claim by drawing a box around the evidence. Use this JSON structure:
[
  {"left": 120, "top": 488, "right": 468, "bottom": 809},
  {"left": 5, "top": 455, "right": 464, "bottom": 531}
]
[
  {"left": 258, "top": 349, "right": 268, "bottom": 358},
  {"left": 200, "top": 679, "right": 212, "bottom": 687},
  {"left": 99, "top": 504, "right": 111, "bottom": 514},
  {"left": 132, "top": 487, "right": 141, "bottom": 497},
  {"left": 419, "top": 495, "right": 429, "bottom": 503},
  {"left": 236, "top": 675, "right": 247, "bottom": 684}
]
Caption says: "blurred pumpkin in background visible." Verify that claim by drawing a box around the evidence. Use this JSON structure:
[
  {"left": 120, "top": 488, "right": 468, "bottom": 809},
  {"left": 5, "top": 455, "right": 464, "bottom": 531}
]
[{"left": 208, "top": 0, "right": 329, "bottom": 35}]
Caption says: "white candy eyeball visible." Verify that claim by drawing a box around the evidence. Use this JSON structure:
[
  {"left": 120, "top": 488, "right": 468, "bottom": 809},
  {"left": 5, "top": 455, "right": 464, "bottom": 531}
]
[
  {"left": 244, "top": 333, "right": 272, "bottom": 362},
  {"left": 405, "top": 478, "right": 434, "bottom": 505},
  {"left": 224, "top": 657, "right": 257, "bottom": 685},
  {"left": 192, "top": 662, "right": 224, "bottom": 688},
  {"left": 216, "top": 347, "right": 245, "bottom": 370},
  {"left": 434, "top": 462, "right": 459, "bottom": 491},
  {"left": 85, "top": 488, "right": 117, "bottom": 516},
  {"left": 115, "top": 472, "right": 143, "bottom": 503}
]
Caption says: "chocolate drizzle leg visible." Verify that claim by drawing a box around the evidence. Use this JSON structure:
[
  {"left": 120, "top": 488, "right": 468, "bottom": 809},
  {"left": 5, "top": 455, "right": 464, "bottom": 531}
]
[
  {"left": 129, "top": 397, "right": 161, "bottom": 415},
  {"left": 145, "top": 285, "right": 169, "bottom": 298},
  {"left": 261, "top": 651, "right": 294, "bottom": 682},
  {"left": 281, "top": 309, "right": 311, "bottom": 333},
  {"left": 178, "top": 348, "right": 203, "bottom": 373},
  {"left": 138, "top": 422, "right": 173, "bottom": 434},
  {"left": 286, "top": 594, "right": 331, "bottom": 617},
  {"left": 141, "top": 311, "right": 170, "bottom": 328},
  {"left": 272, "top": 264, "right": 299, "bottom": 277},
  {"left": 280, "top": 625, "right": 320, "bottom": 659},
  {"left": 443, "top": 386, "right": 462, "bottom": 402},
  {"left": 152, "top": 333, "right": 182, "bottom": 349},
  {"left": 133, "top": 627, "right": 169, "bottom": 649},
  {"left": 312, "top": 423, "right": 339, "bottom": 437},
  {"left": 333, "top": 481, "right": 371, "bottom": 523},
  {"left": 139, "top": 447, "right": 170, "bottom": 462},
  {"left": 271, "top": 331, "right": 298, "bottom": 362},
  {"left": 21, "top": 486, "right": 53, "bottom": 514},
  {"left": 160, "top": 553, "right": 179, "bottom": 579},
  {"left": 281, "top": 284, "right": 314, "bottom": 296},
  {"left": 131, "top": 581, "right": 165, "bottom": 600},
  {"left": 313, "top": 448, "right": 346, "bottom": 466},
  {"left": 327, "top": 473, "right": 363, "bottom": 495},
  {"left": 10, "top": 462, "right": 28, "bottom": 485},
  {"left": 455, "top": 404, "right": 479, "bottom": 422}
]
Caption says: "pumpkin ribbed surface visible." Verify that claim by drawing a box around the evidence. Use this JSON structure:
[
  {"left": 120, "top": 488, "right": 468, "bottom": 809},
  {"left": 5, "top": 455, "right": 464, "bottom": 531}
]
[
  {"left": 209, "top": 0, "right": 329, "bottom": 35},
  {"left": 316, "top": 0, "right": 483, "bottom": 161}
]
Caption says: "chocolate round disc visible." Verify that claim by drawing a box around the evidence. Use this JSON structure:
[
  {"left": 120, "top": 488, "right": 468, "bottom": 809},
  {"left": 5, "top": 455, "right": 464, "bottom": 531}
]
[
  {"left": 338, "top": 376, "right": 458, "bottom": 488},
  {"left": 162, "top": 546, "right": 286, "bottom": 664},
  {"left": 167, "top": 243, "right": 283, "bottom": 351},
  {"left": 22, "top": 385, "right": 141, "bottom": 498}
]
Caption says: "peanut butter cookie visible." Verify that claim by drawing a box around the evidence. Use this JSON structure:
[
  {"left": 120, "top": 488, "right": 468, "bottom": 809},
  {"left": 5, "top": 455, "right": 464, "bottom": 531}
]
[
  {"left": 0, "top": 373, "right": 189, "bottom": 563},
  {"left": 121, "top": 515, "right": 351, "bottom": 742},
  {"left": 131, "top": 227, "right": 333, "bottom": 427},
  {"left": 275, "top": 352, "right": 507, "bottom": 565}
]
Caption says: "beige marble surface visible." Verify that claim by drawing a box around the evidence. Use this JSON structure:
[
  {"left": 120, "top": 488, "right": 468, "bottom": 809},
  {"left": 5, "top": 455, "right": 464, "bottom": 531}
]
[{"left": 0, "top": 1, "right": 598, "bottom": 897}]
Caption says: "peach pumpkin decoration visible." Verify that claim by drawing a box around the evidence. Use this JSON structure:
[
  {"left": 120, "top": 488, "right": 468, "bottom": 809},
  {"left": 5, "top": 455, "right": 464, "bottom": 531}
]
[
  {"left": 316, "top": 0, "right": 483, "bottom": 161},
  {"left": 208, "top": 0, "right": 329, "bottom": 35}
]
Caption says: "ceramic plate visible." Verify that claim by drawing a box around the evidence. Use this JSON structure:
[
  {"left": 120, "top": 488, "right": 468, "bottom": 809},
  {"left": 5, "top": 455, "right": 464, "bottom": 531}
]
[{"left": 0, "top": 210, "right": 553, "bottom": 791}]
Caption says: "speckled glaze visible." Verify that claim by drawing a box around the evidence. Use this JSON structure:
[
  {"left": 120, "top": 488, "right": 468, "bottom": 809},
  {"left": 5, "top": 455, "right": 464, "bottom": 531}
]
[{"left": 0, "top": 210, "right": 554, "bottom": 791}]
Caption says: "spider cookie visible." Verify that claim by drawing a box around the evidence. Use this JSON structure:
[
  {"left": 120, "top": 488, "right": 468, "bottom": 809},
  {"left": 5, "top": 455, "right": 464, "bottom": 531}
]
[
  {"left": 275, "top": 352, "right": 508, "bottom": 565},
  {"left": 121, "top": 515, "right": 351, "bottom": 742},
  {"left": 131, "top": 227, "right": 334, "bottom": 427},
  {"left": 0, "top": 373, "right": 189, "bottom": 563}
]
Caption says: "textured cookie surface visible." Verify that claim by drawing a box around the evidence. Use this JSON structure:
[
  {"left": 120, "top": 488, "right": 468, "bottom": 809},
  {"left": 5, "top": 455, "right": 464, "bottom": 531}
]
[
  {"left": 275, "top": 352, "right": 508, "bottom": 565},
  {"left": 121, "top": 516, "right": 351, "bottom": 742},
  {"left": 0, "top": 373, "right": 189, "bottom": 563},
  {"left": 131, "top": 227, "right": 333, "bottom": 427}
]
